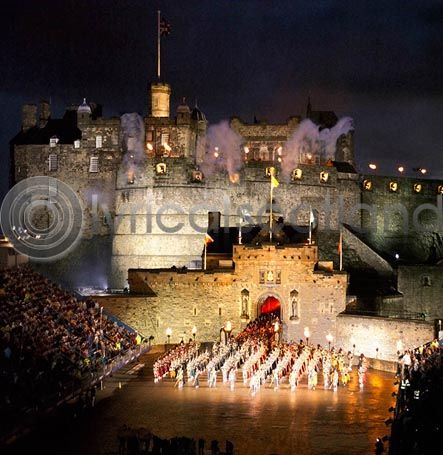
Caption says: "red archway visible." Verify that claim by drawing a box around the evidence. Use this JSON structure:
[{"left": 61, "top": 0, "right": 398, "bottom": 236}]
[{"left": 260, "top": 296, "right": 281, "bottom": 316}]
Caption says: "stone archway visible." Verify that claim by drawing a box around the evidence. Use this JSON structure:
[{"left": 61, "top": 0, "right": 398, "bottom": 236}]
[{"left": 257, "top": 293, "right": 282, "bottom": 318}]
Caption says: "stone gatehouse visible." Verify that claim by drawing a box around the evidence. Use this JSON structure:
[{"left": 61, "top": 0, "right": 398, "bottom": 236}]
[{"left": 99, "top": 242, "right": 347, "bottom": 346}]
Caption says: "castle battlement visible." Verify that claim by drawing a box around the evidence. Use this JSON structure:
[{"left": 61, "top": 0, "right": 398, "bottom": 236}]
[{"left": 234, "top": 243, "right": 318, "bottom": 264}]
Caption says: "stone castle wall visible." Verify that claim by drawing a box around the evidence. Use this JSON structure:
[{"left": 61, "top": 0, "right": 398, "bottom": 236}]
[
  {"left": 395, "top": 265, "right": 443, "bottom": 320},
  {"left": 110, "top": 159, "right": 361, "bottom": 287},
  {"left": 13, "top": 116, "right": 122, "bottom": 239},
  {"left": 96, "top": 294, "right": 435, "bottom": 367},
  {"left": 336, "top": 313, "right": 434, "bottom": 362},
  {"left": 101, "top": 243, "right": 348, "bottom": 345},
  {"left": 360, "top": 174, "right": 443, "bottom": 262}
]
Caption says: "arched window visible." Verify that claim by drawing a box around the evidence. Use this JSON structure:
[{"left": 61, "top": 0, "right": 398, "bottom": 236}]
[
  {"left": 95, "top": 135, "right": 103, "bottom": 148},
  {"left": 290, "top": 290, "right": 299, "bottom": 320}
]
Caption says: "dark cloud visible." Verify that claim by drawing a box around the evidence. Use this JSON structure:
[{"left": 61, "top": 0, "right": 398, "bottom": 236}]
[{"left": 1, "top": 0, "right": 443, "bottom": 199}]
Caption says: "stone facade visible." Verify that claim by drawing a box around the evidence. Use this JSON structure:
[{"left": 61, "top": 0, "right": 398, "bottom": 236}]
[
  {"left": 10, "top": 81, "right": 443, "bottom": 351},
  {"left": 360, "top": 174, "right": 443, "bottom": 263},
  {"left": 110, "top": 159, "right": 361, "bottom": 287},
  {"left": 12, "top": 102, "right": 122, "bottom": 239},
  {"left": 98, "top": 243, "right": 347, "bottom": 346},
  {"left": 394, "top": 265, "right": 443, "bottom": 320},
  {"left": 336, "top": 313, "right": 434, "bottom": 362}
]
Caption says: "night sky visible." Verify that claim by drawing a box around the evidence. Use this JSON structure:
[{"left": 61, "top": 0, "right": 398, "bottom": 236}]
[{"left": 1, "top": 0, "right": 443, "bottom": 199}]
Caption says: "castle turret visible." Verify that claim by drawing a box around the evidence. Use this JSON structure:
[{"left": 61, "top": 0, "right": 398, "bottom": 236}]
[
  {"left": 176, "top": 97, "right": 191, "bottom": 125},
  {"left": 39, "top": 100, "right": 51, "bottom": 128},
  {"left": 77, "top": 98, "right": 92, "bottom": 125},
  {"left": 191, "top": 103, "right": 207, "bottom": 163},
  {"left": 150, "top": 82, "right": 171, "bottom": 118},
  {"left": 22, "top": 104, "right": 37, "bottom": 131},
  {"left": 336, "top": 131, "right": 355, "bottom": 166}
]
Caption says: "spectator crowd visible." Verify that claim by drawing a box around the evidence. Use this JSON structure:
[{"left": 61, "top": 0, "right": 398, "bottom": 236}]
[
  {"left": 389, "top": 339, "right": 443, "bottom": 454},
  {"left": 116, "top": 425, "right": 234, "bottom": 455},
  {"left": 0, "top": 265, "right": 141, "bottom": 429}
]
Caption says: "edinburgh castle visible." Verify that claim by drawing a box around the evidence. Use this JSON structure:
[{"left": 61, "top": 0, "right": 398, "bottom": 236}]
[{"left": 10, "top": 80, "right": 443, "bottom": 361}]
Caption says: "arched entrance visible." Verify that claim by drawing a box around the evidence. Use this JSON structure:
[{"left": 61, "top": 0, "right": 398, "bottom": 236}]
[{"left": 259, "top": 295, "right": 281, "bottom": 318}]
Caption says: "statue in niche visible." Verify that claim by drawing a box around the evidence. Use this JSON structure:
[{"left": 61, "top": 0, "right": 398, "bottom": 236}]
[
  {"left": 241, "top": 289, "right": 249, "bottom": 319},
  {"left": 266, "top": 270, "right": 274, "bottom": 282},
  {"left": 290, "top": 290, "right": 299, "bottom": 320}
]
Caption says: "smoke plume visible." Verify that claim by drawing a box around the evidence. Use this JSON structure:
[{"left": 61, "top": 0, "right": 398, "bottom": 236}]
[
  {"left": 200, "top": 120, "right": 243, "bottom": 181},
  {"left": 282, "top": 117, "right": 354, "bottom": 180},
  {"left": 120, "top": 113, "right": 145, "bottom": 182}
]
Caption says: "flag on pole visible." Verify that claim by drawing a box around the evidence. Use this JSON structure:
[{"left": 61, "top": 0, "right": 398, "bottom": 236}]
[
  {"left": 270, "top": 167, "right": 279, "bottom": 188},
  {"left": 309, "top": 208, "right": 315, "bottom": 226},
  {"left": 271, "top": 174, "right": 279, "bottom": 188},
  {"left": 160, "top": 18, "right": 172, "bottom": 36},
  {"left": 308, "top": 207, "right": 315, "bottom": 244},
  {"left": 204, "top": 233, "right": 214, "bottom": 246}
]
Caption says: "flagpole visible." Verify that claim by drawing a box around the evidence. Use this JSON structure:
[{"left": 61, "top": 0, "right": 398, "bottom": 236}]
[
  {"left": 238, "top": 217, "right": 242, "bottom": 245},
  {"left": 269, "top": 176, "right": 273, "bottom": 242},
  {"left": 308, "top": 205, "right": 312, "bottom": 244},
  {"left": 270, "top": 148, "right": 276, "bottom": 242},
  {"left": 203, "top": 242, "right": 207, "bottom": 270},
  {"left": 339, "top": 227, "right": 343, "bottom": 271},
  {"left": 157, "top": 10, "right": 161, "bottom": 79}
]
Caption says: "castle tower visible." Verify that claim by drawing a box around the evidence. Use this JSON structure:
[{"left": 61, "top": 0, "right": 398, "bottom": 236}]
[
  {"left": 176, "top": 97, "right": 191, "bottom": 125},
  {"left": 150, "top": 82, "right": 171, "bottom": 118},
  {"left": 191, "top": 102, "right": 207, "bottom": 163},
  {"left": 39, "top": 100, "right": 51, "bottom": 128},
  {"left": 77, "top": 98, "right": 92, "bottom": 125},
  {"left": 22, "top": 104, "right": 37, "bottom": 131}
]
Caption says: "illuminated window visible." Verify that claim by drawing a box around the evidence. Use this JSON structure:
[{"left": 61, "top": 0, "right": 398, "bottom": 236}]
[
  {"left": 362, "top": 179, "right": 372, "bottom": 191},
  {"left": 156, "top": 163, "right": 167, "bottom": 175},
  {"left": 48, "top": 154, "right": 58, "bottom": 171},
  {"left": 192, "top": 170, "right": 203, "bottom": 182},
  {"left": 259, "top": 145, "right": 268, "bottom": 161},
  {"left": 437, "top": 185, "right": 443, "bottom": 195},
  {"left": 292, "top": 168, "right": 303, "bottom": 180},
  {"left": 96, "top": 135, "right": 103, "bottom": 148},
  {"left": 89, "top": 156, "right": 99, "bottom": 173},
  {"left": 160, "top": 132, "right": 169, "bottom": 146},
  {"left": 49, "top": 136, "right": 59, "bottom": 147},
  {"left": 413, "top": 183, "right": 422, "bottom": 193},
  {"left": 74, "top": 139, "right": 81, "bottom": 149},
  {"left": 146, "top": 130, "right": 154, "bottom": 142},
  {"left": 389, "top": 181, "right": 398, "bottom": 192},
  {"left": 319, "top": 171, "right": 329, "bottom": 183}
]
